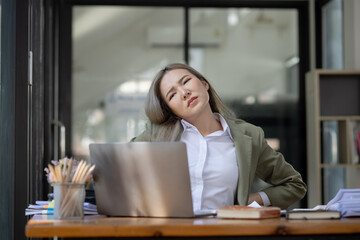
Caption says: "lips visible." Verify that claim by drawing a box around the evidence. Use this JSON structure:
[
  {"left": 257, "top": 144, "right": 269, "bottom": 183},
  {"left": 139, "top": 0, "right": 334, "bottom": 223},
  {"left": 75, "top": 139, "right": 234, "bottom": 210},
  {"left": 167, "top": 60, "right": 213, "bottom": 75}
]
[{"left": 187, "top": 97, "right": 198, "bottom": 107}]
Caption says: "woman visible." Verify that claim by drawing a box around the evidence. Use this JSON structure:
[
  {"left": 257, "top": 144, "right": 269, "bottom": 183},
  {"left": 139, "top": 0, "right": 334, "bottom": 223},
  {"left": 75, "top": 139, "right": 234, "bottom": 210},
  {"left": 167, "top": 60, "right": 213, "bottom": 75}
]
[{"left": 133, "top": 63, "right": 306, "bottom": 210}]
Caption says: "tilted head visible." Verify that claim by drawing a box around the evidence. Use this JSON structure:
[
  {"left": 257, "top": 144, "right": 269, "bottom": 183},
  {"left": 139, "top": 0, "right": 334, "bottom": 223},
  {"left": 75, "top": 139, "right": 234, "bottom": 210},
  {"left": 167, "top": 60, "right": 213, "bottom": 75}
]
[{"left": 145, "top": 63, "right": 227, "bottom": 125}]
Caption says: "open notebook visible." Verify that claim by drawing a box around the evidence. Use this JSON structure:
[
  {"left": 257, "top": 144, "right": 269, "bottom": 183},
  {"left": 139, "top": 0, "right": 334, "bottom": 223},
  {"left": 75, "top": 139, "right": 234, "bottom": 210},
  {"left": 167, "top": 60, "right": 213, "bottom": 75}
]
[{"left": 90, "top": 142, "right": 215, "bottom": 217}]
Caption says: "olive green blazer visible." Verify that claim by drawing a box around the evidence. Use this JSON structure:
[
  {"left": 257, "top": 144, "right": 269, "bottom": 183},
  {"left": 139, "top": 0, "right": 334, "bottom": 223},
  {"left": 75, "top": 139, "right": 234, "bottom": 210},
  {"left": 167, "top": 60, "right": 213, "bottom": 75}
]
[{"left": 132, "top": 117, "right": 307, "bottom": 209}]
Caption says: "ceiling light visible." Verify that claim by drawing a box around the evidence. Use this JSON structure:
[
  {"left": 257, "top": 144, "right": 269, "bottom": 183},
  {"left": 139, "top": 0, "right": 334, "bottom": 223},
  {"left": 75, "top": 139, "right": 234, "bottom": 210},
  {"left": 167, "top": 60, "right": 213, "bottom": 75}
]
[
  {"left": 117, "top": 80, "right": 152, "bottom": 94},
  {"left": 228, "top": 9, "right": 239, "bottom": 26}
]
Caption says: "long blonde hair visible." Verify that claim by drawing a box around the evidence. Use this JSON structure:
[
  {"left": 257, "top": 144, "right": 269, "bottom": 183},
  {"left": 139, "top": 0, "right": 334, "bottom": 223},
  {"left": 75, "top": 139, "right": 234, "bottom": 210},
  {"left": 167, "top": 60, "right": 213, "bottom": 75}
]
[{"left": 145, "top": 63, "right": 234, "bottom": 141}]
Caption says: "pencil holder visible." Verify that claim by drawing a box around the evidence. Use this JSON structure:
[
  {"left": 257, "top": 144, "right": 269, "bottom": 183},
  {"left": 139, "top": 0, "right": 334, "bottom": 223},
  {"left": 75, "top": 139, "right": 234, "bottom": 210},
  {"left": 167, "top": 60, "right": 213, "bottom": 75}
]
[{"left": 53, "top": 182, "right": 85, "bottom": 220}]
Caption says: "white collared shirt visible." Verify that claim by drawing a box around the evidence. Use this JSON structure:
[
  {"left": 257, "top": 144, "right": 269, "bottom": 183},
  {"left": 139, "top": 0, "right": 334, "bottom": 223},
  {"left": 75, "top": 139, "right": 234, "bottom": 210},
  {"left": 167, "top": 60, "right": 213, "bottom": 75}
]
[
  {"left": 180, "top": 113, "right": 270, "bottom": 211},
  {"left": 180, "top": 113, "right": 238, "bottom": 211}
]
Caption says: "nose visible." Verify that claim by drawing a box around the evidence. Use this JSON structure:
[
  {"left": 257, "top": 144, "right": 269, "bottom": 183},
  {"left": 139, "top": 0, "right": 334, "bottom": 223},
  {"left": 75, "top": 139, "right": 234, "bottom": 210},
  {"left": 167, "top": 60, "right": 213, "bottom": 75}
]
[{"left": 180, "top": 88, "right": 190, "bottom": 100}]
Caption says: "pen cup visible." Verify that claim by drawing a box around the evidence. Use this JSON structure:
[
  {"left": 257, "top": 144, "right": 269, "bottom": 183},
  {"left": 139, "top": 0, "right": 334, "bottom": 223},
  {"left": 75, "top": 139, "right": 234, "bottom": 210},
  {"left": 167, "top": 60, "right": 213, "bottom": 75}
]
[{"left": 53, "top": 182, "right": 85, "bottom": 220}]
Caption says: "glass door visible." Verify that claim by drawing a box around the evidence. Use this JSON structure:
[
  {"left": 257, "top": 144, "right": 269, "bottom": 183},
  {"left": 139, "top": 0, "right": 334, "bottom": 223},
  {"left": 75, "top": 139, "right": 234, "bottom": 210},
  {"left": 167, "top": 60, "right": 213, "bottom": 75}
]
[
  {"left": 72, "top": 6, "right": 184, "bottom": 159},
  {"left": 188, "top": 8, "right": 300, "bottom": 196}
]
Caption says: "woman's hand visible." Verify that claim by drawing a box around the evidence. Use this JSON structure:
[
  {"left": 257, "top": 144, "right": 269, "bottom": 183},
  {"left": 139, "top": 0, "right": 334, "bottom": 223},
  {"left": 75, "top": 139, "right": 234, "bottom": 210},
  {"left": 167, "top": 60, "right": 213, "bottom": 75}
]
[{"left": 247, "top": 193, "right": 264, "bottom": 205}]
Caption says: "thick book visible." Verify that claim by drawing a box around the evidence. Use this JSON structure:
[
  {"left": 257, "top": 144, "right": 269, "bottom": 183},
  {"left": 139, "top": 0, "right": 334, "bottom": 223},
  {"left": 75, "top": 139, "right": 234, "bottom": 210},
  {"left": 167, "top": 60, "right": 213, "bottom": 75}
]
[
  {"left": 217, "top": 206, "right": 281, "bottom": 219},
  {"left": 286, "top": 209, "right": 340, "bottom": 220}
]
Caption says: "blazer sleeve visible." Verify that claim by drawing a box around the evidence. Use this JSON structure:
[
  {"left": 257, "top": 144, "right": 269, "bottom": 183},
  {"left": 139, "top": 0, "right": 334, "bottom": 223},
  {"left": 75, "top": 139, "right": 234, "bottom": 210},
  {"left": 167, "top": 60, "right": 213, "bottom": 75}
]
[{"left": 254, "top": 127, "right": 307, "bottom": 209}]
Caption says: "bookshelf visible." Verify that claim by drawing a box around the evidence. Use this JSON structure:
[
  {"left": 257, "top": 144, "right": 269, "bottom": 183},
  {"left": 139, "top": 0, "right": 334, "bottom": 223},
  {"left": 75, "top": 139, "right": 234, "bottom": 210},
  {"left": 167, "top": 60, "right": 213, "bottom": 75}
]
[{"left": 306, "top": 70, "right": 360, "bottom": 207}]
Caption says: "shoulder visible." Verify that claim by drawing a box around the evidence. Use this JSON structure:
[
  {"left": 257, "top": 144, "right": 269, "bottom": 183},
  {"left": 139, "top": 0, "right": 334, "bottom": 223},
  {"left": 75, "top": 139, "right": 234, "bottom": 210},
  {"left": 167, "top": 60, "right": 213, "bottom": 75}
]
[
  {"left": 224, "top": 117, "right": 264, "bottom": 139},
  {"left": 132, "top": 120, "right": 183, "bottom": 142}
]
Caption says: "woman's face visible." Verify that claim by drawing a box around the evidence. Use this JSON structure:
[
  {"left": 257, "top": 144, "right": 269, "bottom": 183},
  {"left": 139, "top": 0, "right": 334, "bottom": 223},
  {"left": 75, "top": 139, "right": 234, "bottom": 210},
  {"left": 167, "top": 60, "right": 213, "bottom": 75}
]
[{"left": 159, "top": 68, "right": 210, "bottom": 122}]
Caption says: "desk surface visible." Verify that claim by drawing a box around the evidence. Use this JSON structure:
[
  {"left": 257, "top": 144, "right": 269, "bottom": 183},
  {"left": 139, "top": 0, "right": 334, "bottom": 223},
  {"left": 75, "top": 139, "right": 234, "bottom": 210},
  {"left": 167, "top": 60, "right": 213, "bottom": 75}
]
[{"left": 26, "top": 215, "right": 360, "bottom": 238}]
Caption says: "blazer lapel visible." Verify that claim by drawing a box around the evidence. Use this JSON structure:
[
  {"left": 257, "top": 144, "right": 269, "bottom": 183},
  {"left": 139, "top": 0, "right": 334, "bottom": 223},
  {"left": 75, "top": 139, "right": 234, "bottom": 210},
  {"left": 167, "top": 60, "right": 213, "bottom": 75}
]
[{"left": 225, "top": 119, "right": 253, "bottom": 205}]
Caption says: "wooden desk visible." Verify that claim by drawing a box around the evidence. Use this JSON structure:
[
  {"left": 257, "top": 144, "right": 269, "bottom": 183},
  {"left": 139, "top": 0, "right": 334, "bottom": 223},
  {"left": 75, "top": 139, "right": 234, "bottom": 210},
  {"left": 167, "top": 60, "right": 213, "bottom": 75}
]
[{"left": 26, "top": 215, "right": 360, "bottom": 239}]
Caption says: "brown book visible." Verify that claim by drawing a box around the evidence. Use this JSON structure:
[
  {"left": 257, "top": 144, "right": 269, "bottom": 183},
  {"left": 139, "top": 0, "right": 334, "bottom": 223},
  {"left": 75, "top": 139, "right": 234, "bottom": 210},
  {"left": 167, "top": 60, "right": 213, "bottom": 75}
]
[{"left": 217, "top": 206, "right": 281, "bottom": 219}]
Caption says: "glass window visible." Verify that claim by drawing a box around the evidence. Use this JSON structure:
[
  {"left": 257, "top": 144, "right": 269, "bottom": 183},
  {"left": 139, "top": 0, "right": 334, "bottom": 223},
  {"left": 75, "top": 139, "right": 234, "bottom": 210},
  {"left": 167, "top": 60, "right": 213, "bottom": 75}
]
[
  {"left": 72, "top": 7, "right": 184, "bottom": 159},
  {"left": 189, "top": 8, "right": 300, "bottom": 170},
  {"left": 322, "top": 0, "right": 343, "bottom": 69},
  {"left": 72, "top": 6, "right": 300, "bottom": 167},
  {"left": 190, "top": 8, "right": 299, "bottom": 101}
]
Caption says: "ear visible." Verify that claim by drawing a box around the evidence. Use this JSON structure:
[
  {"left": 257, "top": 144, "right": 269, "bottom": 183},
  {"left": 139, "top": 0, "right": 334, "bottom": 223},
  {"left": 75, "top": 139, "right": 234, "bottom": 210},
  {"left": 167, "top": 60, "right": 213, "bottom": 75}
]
[{"left": 201, "top": 80, "right": 209, "bottom": 91}]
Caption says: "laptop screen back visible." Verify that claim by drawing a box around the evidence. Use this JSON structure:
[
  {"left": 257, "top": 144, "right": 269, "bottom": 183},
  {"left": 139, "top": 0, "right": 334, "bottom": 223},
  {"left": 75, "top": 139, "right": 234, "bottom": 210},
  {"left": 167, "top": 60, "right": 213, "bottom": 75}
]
[{"left": 89, "top": 142, "right": 194, "bottom": 217}]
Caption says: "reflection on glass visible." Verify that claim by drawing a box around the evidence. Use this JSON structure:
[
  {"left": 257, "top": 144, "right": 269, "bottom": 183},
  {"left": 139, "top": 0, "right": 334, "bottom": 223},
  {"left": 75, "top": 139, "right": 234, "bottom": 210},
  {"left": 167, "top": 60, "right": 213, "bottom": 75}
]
[
  {"left": 189, "top": 8, "right": 298, "bottom": 102},
  {"left": 189, "top": 8, "right": 300, "bottom": 170},
  {"left": 72, "top": 6, "right": 300, "bottom": 165},
  {"left": 72, "top": 6, "right": 184, "bottom": 159},
  {"left": 322, "top": 0, "right": 343, "bottom": 69},
  {"left": 323, "top": 167, "right": 345, "bottom": 204}
]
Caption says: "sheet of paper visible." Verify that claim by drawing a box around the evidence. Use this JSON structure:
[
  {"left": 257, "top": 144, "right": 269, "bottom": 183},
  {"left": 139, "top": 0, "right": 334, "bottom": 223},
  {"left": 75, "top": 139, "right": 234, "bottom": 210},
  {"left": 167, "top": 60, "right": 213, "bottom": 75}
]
[{"left": 248, "top": 201, "right": 262, "bottom": 208}]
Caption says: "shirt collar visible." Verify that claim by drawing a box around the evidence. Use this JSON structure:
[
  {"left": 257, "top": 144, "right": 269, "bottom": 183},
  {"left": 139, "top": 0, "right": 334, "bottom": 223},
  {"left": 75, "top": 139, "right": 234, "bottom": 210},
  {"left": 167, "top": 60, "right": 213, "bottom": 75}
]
[
  {"left": 214, "top": 113, "right": 234, "bottom": 140},
  {"left": 180, "top": 118, "right": 192, "bottom": 129},
  {"left": 180, "top": 113, "right": 234, "bottom": 140}
]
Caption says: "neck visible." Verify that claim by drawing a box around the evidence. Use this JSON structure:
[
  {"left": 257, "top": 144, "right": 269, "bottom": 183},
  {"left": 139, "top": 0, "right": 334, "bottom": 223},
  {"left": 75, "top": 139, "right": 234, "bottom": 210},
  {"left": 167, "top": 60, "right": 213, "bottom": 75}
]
[{"left": 185, "top": 106, "right": 222, "bottom": 137}]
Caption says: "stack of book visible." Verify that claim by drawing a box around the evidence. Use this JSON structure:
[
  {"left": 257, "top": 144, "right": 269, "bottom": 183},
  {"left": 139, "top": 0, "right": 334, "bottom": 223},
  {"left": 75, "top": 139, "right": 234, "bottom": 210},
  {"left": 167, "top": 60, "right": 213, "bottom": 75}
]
[
  {"left": 26, "top": 201, "right": 55, "bottom": 216},
  {"left": 26, "top": 200, "right": 98, "bottom": 216}
]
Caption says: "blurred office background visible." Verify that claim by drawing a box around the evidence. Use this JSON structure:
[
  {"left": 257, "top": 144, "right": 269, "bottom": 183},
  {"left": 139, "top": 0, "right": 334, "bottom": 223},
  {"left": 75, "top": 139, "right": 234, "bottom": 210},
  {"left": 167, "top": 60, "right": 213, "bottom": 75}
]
[
  {"left": 68, "top": 2, "right": 344, "bottom": 205},
  {"left": 71, "top": 7, "right": 300, "bottom": 163},
  {"left": 2, "top": 0, "right": 359, "bottom": 238}
]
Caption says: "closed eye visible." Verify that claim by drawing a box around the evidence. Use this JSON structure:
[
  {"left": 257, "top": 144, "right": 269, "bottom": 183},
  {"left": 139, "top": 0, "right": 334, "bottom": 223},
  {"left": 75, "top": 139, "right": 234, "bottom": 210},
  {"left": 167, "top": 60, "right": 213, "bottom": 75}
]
[
  {"left": 184, "top": 78, "right": 191, "bottom": 84},
  {"left": 169, "top": 92, "right": 176, "bottom": 101}
]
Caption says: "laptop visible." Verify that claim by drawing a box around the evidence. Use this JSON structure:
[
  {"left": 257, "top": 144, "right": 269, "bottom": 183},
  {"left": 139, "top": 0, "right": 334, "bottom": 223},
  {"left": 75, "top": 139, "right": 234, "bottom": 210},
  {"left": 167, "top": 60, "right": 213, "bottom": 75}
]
[{"left": 89, "top": 142, "right": 216, "bottom": 218}]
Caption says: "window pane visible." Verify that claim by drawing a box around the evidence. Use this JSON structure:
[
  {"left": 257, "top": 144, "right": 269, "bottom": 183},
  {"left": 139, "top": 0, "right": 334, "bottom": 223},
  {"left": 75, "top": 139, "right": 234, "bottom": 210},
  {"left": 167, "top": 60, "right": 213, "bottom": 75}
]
[
  {"left": 189, "top": 8, "right": 300, "bottom": 169},
  {"left": 322, "top": 0, "right": 343, "bottom": 69},
  {"left": 72, "top": 6, "right": 184, "bottom": 159}
]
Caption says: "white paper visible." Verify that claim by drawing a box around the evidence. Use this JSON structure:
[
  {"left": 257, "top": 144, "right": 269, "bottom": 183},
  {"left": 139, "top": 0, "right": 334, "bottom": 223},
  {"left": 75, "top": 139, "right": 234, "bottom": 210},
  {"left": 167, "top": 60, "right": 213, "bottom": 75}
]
[{"left": 248, "top": 201, "right": 262, "bottom": 208}]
